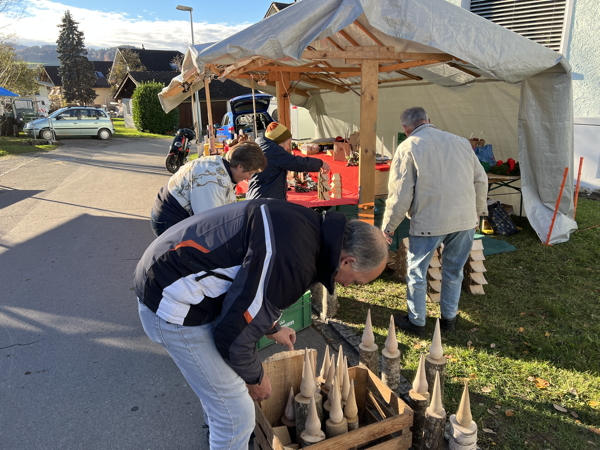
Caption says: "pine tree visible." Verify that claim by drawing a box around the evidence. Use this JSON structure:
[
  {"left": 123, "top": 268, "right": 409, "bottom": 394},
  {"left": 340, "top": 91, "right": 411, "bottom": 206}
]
[{"left": 56, "top": 11, "right": 97, "bottom": 105}]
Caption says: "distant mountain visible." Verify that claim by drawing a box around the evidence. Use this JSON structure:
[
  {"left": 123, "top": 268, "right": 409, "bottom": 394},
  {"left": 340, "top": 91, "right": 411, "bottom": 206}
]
[{"left": 16, "top": 45, "right": 138, "bottom": 65}]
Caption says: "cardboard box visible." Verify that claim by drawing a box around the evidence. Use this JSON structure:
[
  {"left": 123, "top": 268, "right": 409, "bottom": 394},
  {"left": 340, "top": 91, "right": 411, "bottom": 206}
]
[
  {"left": 254, "top": 351, "right": 413, "bottom": 450},
  {"left": 331, "top": 142, "right": 351, "bottom": 162}
]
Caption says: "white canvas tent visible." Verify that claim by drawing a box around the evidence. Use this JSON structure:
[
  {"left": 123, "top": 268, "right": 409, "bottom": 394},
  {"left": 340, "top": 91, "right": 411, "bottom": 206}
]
[{"left": 159, "top": 0, "right": 577, "bottom": 244}]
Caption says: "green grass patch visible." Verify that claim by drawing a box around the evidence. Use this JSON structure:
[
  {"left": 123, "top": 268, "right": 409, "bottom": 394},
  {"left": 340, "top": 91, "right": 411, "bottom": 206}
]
[
  {"left": 337, "top": 199, "right": 600, "bottom": 449},
  {"left": 112, "top": 118, "right": 172, "bottom": 139},
  {"left": 0, "top": 135, "right": 58, "bottom": 157}
]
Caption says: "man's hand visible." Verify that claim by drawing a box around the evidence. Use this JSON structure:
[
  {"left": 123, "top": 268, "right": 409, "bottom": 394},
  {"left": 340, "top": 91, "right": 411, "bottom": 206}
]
[
  {"left": 382, "top": 229, "right": 393, "bottom": 244},
  {"left": 247, "top": 373, "right": 271, "bottom": 402},
  {"left": 321, "top": 161, "right": 331, "bottom": 174},
  {"left": 265, "top": 326, "right": 296, "bottom": 350}
]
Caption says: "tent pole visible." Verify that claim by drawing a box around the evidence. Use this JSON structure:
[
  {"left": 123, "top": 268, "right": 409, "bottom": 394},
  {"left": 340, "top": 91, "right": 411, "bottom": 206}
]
[
  {"left": 276, "top": 72, "right": 291, "bottom": 132},
  {"left": 252, "top": 79, "right": 258, "bottom": 141},
  {"left": 204, "top": 78, "right": 215, "bottom": 156},
  {"left": 573, "top": 157, "right": 584, "bottom": 220},
  {"left": 358, "top": 60, "right": 379, "bottom": 225},
  {"left": 545, "top": 167, "right": 569, "bottom": 245}
]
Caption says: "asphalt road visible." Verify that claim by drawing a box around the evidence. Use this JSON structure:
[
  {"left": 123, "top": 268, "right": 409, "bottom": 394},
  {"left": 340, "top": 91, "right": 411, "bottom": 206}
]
[{"left": 0, "top": 138, "right": 331, "bottom": 450}]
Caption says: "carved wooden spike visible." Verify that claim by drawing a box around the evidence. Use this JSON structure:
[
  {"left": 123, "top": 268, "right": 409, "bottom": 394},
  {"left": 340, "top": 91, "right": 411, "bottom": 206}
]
[
  {"left": 337, "top": 345, "right": 345, "bottom": 389},
  {"left": 330, "top": 376, "right": 344, "bottom": 424},
  {"left": 413, "top": 353, "right": 428, "bottom": 394},
  {"left": 344, "top": 380, "right": 358, "bottom": 420},
  {"left": 470, "top": 249, "right": 485, "bottom": 261},
  {"left": 428, "top": 279, "right": 442, "bottom": 292},
  {"left": 430, "top": 319, "right": 443, "bottom": 360},
  {"left": 456, "top": 382, "right": 473, "bottom": 426},
  {"left": 305, "top": 395, "right": 322, "bottom": 436},
  {"left": 428, "top": 266, "right": 442, "bottom": 280},
  {"left": 285, "top": 386, "right": 295, "bottom": 421},
  {"left": 427, "top": 292, "right": 440, "bottom": 303},
  {"left": 341, "top": 356, "right": 350, "bottom": 402},
  {"left": 469, "top": 259, "right": 487, "bottom": 272},
  {"left": 320, "top": 345, "right": 331, "bottom": 379},
  {"left": 429, "top": 255, "right": 441, "bottom": 268},
  {"left": 471, "top": 239, "right": 484, "bottom": 251},
  {"left": 324, "top": 354, "right": 335, "bottom": 392},
  {"left": 384, "top": 315, "right": 398, "bottom": 354},
  {"left": 300, "top": 348, "right": 316, "bottom": 398},
  {"left": 431, "top": 371, "right": 445, "bottom": 416},
  {"left": 470, "top": 272, "right": 488, "bottom": 285},
  {"left": 362, "top": 310, "right": 375, "bottom": 348},
  {"left": 469, "top": 284, "right": 485, "bottom": 295}
]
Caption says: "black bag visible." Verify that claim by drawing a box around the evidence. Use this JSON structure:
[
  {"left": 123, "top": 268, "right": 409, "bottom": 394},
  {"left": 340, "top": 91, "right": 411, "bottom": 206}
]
[{"left": 487, "top": 201, "right": 519, "bottom": 236}]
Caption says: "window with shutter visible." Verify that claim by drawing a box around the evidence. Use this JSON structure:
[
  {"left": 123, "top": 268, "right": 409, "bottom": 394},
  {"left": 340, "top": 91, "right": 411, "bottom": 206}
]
[{"left": 469, "top": 0, "right": 567, "bottom": 51}]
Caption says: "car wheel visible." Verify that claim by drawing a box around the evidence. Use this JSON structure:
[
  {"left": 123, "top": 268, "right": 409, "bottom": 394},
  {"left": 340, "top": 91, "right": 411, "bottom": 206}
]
[
  {"left": 165, "top": 155, "right": 181, "bottom": 174},
  {"left": 98, "top": 128, "right": 112, "bottom": 140},
  {"left": 40, "top": 128, "right": 54, "bottom": 140}
]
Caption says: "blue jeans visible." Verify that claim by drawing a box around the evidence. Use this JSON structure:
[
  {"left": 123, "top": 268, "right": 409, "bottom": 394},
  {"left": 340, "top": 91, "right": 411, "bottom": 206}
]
[
  {"left": 138, "top": 302, "right": 255, "bottom": 449},
  {"left": 150, "top": 210, "right": 171, "bottom": 237},
  {"left": 406, "top": 229, "right": 475, "bottom": 326}
]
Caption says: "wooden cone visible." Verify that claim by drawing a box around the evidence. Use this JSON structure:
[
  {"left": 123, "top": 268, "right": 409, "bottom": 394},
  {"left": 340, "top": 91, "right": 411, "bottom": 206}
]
[
  {"left": 344, "top": 380, "right": 358, "bottom": 422},
  {"left": 359, "top": 310, "right": 378, "bottom": 374},
  {"left": 325, "top": 378, "right": 348, "bottom": 438},
  {"left": 283, "top": 386, "right": 296, "bottom": 421},
  {"left": 300, "top": 395, "right": 326, "bottom": 447},
  {"left": 341, "top": 356, "right": 350, "bottom": 403},
  {"left": 426, "top": 320, "right": 447, "bottom": 399},
  {"left": 409, "top": 354, "right": 431, "bottom": 449},
  {"left": 448, "top": 383, "right": 478, "bottom": 449},
  {"left": 427, "top": 291, "right": 441, "bottom": 303},
  {"left": 423, "top": 372, "right": 447, "bottom": 450},
  {"left": 295, "top": 392, "right": 323, "bottom": 438},
  {"left": 428, "top": 279, "right": 442, "bottom": 293},
  {"left": 322, "top": 354, "right": 335, "bottom": 398},
  {"left": 429, "top": 255, "right": 441, "bottom": 268},
  {"left": 382, "top": 315, "right": 401, "bottom": 391},
  {"left": 319, "top": 345, "right": 330, "bottom": 382},
  {"left": 300, "top": 348, "right": 316, "bottom": 398}
]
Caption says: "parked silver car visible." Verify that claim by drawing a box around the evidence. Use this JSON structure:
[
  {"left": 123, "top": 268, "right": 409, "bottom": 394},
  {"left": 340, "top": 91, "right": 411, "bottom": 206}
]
[{"left": 24, "top": 106, "right": 115, "bottom": 140}]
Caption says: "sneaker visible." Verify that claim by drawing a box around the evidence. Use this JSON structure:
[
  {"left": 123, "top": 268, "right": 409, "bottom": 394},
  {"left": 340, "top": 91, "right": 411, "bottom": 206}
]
[
  {"left": 440, "top": 315, "right": 459, "bottom": 332},
  {"left": 394, "top": 314, "right": 426, "bottom": 337}
]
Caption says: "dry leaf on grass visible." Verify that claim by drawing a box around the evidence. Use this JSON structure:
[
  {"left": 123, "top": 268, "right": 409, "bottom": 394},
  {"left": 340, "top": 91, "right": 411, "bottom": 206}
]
[
  {"left": 569, "top": 387, "right": 578, "bottom": 396},
  {"left": 589, "top": 401, "right": 599, "bottom": 407},
  {"left": 518, "top": 327, "right": 525, "bottom": 332},
  {"left": 590, "top": 427, "right": 600, "bottom": 435},
  {"left": 570, "top": 411, "right": 580, "bottom": 419},
  {"left": 469, "top": 373, "right": 478, "bottom": 379},
  {"left": 505, "top": 409, "right": 515, "bottom": 416},
  {"left": 481, "top": 386, "right": 493, "bottom": 393},
  {"left": 534, "top": 378, "right": 550, "bottom": 389},
  {"left": 545, "top": 332, "right": 551, "bottom": 337},
  {"left": 483, "top": 428, "right": 496, "bottom": 434},
  {"left": 520, "top": 312, "right": 526, "bottom": 316},
  {"left": 553, "top": 404, "right": 568, "bottom": 412},
  {"left": 490, "top": 343, "right": 496, "bottom": 348},
  {"left": 467, "top": 340, "right": 473, "bottom": 350},
  {"left": 413, "top": 343, "right": 422, "bottom": 350},
  {"left": 527, "top": 376, "right": 536, "bottom": 382},
  {"left": 523, "top": 350, "right": 529, "bottom": 354},
  {"left": 487, "top": 409, "right": 497, "bottom": 415},
  {"left": 469, "top": 327, "right": 479, "bottom": 333}
]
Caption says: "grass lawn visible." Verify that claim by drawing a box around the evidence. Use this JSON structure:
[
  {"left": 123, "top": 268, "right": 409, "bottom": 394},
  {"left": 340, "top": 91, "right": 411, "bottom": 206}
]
[
  {"left": 112, "top": 118, "right": 172, "bottom": 139},
  {"left": 337, "top": 199, "right": 600, "bottom": 449},
  {"left": 0, "top": 135, "right": 58, "bottom": 157}
]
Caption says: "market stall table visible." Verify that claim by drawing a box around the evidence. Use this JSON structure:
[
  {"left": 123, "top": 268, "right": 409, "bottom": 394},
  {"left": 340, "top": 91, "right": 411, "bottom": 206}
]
[
  {"left": 237, "top": 151, "right": 391, "bottom": 208},
  {"left": 487, "top": 174, "right": 522, "bottom": 218}
]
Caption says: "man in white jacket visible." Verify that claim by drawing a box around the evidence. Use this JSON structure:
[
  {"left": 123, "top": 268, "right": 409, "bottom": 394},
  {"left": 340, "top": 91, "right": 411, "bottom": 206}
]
[
  {"left": 151, "top": 142, "right": 267, "bottom": 236},
  {"left": 382, "top": 107, "right": 488, "bottom": 335}
]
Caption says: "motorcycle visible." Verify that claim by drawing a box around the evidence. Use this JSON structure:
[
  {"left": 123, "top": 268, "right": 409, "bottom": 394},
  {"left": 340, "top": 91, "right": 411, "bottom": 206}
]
[{"left": 165, "top": 127, "right": 196, "bottom": 174}]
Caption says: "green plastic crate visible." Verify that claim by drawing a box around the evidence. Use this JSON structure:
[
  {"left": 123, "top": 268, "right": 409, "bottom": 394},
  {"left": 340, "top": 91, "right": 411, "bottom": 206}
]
[{"left": 256, "top": 291, "right": 312, "bottom": 350}]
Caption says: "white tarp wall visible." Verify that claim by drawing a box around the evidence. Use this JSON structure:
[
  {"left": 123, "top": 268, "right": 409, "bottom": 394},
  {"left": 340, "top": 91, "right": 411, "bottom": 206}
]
[{"left": 160, "top": 0, "right": 577, "bottom": 244}]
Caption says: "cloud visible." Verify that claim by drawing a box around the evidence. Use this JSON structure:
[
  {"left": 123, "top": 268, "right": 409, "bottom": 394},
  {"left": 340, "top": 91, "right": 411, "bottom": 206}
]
[{"left": 0, "top": 0, "right": 252, "bottom": 50}]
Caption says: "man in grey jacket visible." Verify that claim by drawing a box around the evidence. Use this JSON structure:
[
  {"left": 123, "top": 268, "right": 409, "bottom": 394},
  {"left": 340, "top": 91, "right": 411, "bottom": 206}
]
[{"left": 382, "top": 107, "right": 488, "bottom": 335}]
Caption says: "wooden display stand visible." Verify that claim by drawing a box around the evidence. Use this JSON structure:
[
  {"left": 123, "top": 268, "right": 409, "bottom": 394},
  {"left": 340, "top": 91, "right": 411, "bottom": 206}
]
[{"left": 254, "top": 351, "right": 414, "bottom": 450}]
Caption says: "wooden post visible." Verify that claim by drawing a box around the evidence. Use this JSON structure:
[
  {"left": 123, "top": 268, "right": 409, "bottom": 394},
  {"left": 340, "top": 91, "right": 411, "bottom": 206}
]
[
  {"left": 422, "top": 372, "right": 446, "bottom": 450},
  {"left": 204, "top": 78, "right": 215, "bottom": 156},
  {"left": 409, "top": 354, "right": 431, "bottom": 450},
  {"left": 358, "top": 310, "right": 379, "bottom": 374},
  {"left": 300, "top": 396, "right": 326, "bottom": 447},
  {"left": 358, "top": 59, "right": 378, "bottom": 225},
  {"left": 276, "top": 71, "right": 291, "bottom": 131},
  {"left": 381, "top": 315, "right": 401, "bottom": 392},
  {"left": 448, "top": 382, "right": 478, "bottom": 450},
  {"left": 425, "top": 319, "right": 447, "bottom": 399}
]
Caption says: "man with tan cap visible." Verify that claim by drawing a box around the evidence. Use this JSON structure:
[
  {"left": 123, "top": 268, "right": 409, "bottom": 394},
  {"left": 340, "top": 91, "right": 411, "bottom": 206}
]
[{"left": 247, "top": 122, "right": 330, "bottom": 200}]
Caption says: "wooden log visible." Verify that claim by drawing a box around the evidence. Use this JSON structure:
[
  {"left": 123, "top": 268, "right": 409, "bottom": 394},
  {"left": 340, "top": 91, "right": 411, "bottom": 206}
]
[
  {"left": 294, "top": 393, "right": 323, "bottom": 437},
  {"left": 422, "top": 409, "right": 446, "bottom": 450},
  {"left": 346, "top": 415, "right": 359, "bottom": 431},
  {"left": 381, "top": 351, "right": 401, "bottom": 392},
  {"left": 358, "top": 345, "right": 379, "bottom": 375},
  {"left": 309, "top": 282, "right": 339, "bottom": 320},
  {"left": 448, "top": 415, "right": 478, "bottom": 449},
  {"left": 325, "top": 416, "right": 348, "bottom": 438},
  {"left": 408, "top": 389, "right": 430, "bottom": 450},
  {"left": 299, "top": 432, "right": 326, "bottom": 447},
  {"left": 425, "top": 355, "right": 447, "bottom": 400}
]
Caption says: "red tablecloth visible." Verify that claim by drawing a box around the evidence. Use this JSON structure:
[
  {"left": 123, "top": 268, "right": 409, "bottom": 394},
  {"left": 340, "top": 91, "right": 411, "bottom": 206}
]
[{"left": 237, "top": 151, "right": 390, "bottom": 207}]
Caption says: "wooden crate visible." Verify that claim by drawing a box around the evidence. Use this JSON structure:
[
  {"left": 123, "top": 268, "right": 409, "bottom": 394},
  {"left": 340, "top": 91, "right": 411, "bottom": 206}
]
[{"left": 254, "top": 350, "right": 413, "bottom": 450}]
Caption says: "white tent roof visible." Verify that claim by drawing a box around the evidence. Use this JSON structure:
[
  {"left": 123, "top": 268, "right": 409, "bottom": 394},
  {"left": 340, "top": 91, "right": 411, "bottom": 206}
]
[{"left": 160, "top": 0, "right": 576, "bottom": 244}]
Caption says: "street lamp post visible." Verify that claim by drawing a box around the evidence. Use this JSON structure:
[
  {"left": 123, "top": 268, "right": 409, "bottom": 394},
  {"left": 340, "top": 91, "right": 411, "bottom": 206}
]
[{"left": 176, "top": 5, "right": 203, "bottom": 150}]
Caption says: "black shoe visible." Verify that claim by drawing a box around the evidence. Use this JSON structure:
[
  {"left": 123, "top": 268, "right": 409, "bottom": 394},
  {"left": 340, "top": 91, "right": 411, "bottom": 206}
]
[
  {"left": 394, "top": 314, "right": 426, "bottom": 337},
  {"left": 440, "top": 315, "right": 458, "bottom": 332}
]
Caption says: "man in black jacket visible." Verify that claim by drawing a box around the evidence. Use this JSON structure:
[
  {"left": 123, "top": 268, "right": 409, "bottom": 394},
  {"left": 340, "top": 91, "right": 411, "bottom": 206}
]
[
  {"left": 134, "top": 199, "right": 388, "bottom": 449},
  {"left": 247, "top": 122, "right": 330, "bottom": 200}
]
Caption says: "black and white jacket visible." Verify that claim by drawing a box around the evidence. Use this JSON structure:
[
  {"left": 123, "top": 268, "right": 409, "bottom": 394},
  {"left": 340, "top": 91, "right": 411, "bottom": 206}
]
[{"left": 134, "top": 199, "right": 345, "bottom": 384}]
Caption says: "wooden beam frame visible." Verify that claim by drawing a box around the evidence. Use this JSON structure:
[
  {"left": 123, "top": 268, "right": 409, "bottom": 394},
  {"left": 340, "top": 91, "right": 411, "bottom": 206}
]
[
  {"left": 378, "top": 60, "right": 442, "bottom": 72},
  {"left": 302, "top": 49, "right": 453, "bottom": 61},
  {"left": 447, "top": 62, "right": 481, "bottom": 78},
  {"left": 358, "top": 59, "right": 378, "bottom": 224}
]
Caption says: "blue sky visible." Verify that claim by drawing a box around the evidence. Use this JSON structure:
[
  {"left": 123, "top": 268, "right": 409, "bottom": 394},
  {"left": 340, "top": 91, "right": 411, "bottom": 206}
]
[{"left": 1, "top": 0, "right": 285, "bottom": 50}]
